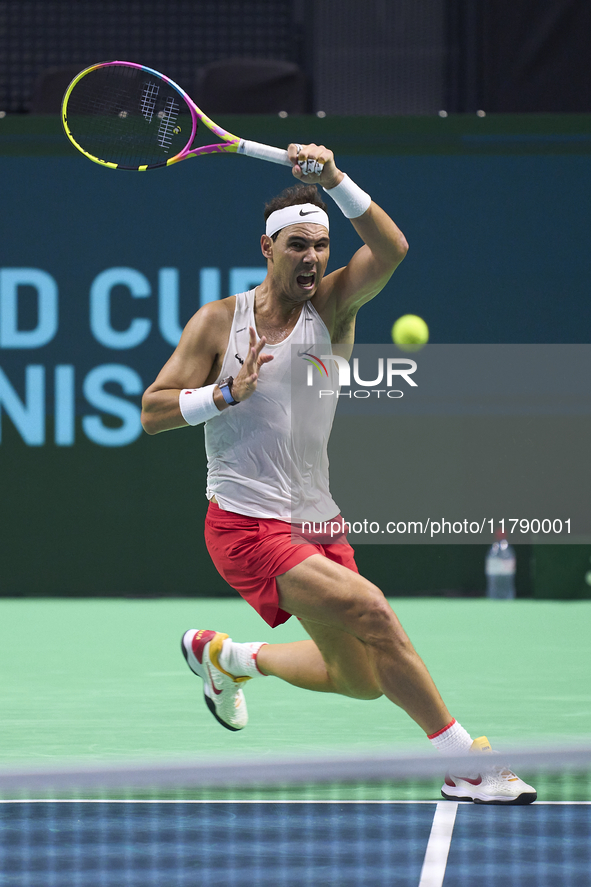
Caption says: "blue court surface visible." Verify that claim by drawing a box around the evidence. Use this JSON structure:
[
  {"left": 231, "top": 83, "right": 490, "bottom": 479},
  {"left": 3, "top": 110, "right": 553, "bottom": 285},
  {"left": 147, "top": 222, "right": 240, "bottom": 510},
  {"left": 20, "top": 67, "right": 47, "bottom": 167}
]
[{"left": 1, "top": 800, "right": 590, "bottom": 886}]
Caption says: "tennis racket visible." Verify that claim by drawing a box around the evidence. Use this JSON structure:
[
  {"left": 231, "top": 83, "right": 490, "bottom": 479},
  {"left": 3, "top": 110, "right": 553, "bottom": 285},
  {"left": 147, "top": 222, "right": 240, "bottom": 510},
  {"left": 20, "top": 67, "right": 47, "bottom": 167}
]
[{"left": 61, "top": 60, "right": 293, "bottom": 171}]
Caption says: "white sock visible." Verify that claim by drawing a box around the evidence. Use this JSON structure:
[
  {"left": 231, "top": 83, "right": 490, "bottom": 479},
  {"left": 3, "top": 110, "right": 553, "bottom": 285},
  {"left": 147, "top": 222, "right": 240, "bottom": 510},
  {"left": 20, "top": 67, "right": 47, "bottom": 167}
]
[
  {"left": 428, "top": 719, "right": 473, "bottom": 754},
  {"left": 218, "top": 638, "right": 268, "bottom": 679}
]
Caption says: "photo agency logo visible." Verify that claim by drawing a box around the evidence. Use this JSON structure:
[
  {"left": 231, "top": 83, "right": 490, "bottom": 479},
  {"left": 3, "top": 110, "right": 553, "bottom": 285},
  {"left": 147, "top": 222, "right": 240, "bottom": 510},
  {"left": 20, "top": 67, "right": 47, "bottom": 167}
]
[{"left": 299, "top": 350, "right": 418, "bottom": 399}]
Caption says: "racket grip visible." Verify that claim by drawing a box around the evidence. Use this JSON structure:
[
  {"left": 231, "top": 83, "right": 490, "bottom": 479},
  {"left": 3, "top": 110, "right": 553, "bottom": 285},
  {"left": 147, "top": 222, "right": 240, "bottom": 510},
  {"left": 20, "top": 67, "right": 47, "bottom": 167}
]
[{"left": 238, "top": 140, "right": 291, "bottom": 167}]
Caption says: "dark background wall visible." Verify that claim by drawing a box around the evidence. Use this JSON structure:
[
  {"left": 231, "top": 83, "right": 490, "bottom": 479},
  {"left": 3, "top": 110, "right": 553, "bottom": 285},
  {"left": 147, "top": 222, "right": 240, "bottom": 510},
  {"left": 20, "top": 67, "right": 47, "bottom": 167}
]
[
  {"left": 0, "top": 0, "right": 300, "bottom": 113},
  {"left": 1, "top": 0, "right": 590, "bottom": 115}
]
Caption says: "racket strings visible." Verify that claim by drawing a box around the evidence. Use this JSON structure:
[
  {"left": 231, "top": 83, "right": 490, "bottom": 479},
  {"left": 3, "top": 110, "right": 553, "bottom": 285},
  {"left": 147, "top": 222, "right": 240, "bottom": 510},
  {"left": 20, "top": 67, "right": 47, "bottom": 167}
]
[
  {"left": 139, "top": 81, "right": 160, "bottom": 124},
  {"left": 64, "top": 64, "right": 192, "bottom": 169},
  {"left": 156, "top": 96, "right": 181, "bottom": 151}
]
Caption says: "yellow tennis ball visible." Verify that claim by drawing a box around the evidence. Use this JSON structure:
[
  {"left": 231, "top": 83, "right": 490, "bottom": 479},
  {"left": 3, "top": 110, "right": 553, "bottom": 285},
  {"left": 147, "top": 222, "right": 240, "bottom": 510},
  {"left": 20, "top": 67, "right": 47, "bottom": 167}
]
[{"left": 391, "top": 314, "right": 429, "bottom": 351}]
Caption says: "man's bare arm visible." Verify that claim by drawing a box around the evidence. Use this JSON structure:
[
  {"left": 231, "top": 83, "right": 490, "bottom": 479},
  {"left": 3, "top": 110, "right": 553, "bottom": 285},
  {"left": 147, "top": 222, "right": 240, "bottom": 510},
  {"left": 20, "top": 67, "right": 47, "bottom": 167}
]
[
  {"left": 141, "top": 302, "right": 272, "bottom": 435},
  {"left": 327, "top": 201, "right": 409, "bottom": 309},
  {"left": 141, "top": 301, "right": 226, "bottom": 435},
  {"left": 288, "top": 142, "right": 408, "bottom": 314}
]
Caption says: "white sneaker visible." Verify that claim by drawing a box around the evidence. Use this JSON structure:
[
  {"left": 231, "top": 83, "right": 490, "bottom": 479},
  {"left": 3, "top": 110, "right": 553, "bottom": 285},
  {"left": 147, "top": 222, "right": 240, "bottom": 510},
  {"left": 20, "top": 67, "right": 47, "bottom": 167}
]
[
  {"left": 441, "top": 736, "right": 537, "bottom": 805},
  {"left": 181, "top": 629, "right": 250, "bottom": 732}
]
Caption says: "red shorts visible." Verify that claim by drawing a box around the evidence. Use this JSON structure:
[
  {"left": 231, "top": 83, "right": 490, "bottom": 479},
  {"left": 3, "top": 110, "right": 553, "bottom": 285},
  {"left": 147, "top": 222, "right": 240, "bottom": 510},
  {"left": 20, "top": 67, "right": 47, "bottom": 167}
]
[{"left": 204, "top": 501, "right": 358, "bottom": 628}]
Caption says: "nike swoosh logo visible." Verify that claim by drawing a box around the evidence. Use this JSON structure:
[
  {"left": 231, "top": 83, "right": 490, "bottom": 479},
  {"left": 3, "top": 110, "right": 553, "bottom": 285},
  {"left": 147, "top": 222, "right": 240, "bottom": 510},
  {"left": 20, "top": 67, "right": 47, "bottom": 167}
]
[
  {"left": 299, "top": 209, "right": 319, "bottom": 216},
  {"left": 236, "top": 327, "right": 247, "bottom": 333},
  {"left": 207, "top": 664, "right": 223, "bottom": 695},
  {"left": 460, "top": 776, "right": 483, "bottom": 785}
]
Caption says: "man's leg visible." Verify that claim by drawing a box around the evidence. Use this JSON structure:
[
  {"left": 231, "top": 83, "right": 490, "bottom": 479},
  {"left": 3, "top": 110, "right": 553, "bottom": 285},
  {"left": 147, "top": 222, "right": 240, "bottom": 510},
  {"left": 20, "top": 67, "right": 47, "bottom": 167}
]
[
  {"left": 184, "top": 552, "right": 537, "bottom": 804},
  {"left": 259, "top": 553, "right": 451, "bottom": 736},
  {"left": 257, "top": 627, "right": 382, "bottom": 699}
]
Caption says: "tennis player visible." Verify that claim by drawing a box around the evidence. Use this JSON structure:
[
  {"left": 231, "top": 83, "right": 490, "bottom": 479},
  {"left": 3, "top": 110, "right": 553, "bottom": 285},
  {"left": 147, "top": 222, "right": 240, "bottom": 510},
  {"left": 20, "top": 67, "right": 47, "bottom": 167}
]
[{"left": 141, "top": 143, "right": 535, "bottom": 805}]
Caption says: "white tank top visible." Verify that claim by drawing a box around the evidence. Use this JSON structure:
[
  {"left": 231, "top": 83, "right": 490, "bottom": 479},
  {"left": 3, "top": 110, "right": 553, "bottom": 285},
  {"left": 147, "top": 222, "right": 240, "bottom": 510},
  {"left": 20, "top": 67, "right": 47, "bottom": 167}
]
[{"left": 205, "top": 289, "right": 340, "bottom": 522}]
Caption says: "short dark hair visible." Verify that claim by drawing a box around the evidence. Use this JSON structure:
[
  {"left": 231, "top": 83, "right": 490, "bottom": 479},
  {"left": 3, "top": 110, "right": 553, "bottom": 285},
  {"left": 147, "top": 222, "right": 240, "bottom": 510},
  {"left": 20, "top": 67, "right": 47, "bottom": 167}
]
[
  {"left": 264, "top": 184, "right": 328, "bottom": 241},
  {"left": 264, "top": 184, "right": 327, "bottom": 222}
]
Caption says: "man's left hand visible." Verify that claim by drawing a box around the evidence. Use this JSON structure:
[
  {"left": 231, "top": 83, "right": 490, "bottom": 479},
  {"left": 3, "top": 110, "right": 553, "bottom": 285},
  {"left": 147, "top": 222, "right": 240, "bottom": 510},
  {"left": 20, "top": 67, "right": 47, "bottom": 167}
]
[{"left": 288, "top": 143, "right": 344, "bottom": 190}]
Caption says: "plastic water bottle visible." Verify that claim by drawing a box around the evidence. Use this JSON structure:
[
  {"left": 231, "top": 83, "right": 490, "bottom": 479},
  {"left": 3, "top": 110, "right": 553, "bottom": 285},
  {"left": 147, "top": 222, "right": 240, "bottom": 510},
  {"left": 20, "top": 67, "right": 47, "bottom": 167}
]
[{"left": 485, "top": 531, "right": 516, "bottom": 599}]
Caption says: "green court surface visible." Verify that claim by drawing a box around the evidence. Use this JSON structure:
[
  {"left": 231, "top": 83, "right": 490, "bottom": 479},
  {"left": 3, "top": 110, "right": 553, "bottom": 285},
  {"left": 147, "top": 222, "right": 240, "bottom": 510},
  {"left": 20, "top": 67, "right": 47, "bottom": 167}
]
[{"left": 1, "top": 598, "right": 590, "bottom": 766}]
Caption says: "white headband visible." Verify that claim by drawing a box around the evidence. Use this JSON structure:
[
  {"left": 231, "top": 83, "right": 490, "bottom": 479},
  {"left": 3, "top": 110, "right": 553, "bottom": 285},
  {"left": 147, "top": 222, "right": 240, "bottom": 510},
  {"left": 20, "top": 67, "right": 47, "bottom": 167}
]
[{"left": 265, "top": 203, "right": 329, "bottom": 238}]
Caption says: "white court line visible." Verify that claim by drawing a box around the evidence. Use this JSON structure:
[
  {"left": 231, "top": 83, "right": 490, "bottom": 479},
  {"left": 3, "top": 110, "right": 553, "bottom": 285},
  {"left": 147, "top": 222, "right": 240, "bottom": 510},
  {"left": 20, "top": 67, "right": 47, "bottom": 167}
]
[{"left": 418, "top": 801, "right": 458, "bottom": 887}]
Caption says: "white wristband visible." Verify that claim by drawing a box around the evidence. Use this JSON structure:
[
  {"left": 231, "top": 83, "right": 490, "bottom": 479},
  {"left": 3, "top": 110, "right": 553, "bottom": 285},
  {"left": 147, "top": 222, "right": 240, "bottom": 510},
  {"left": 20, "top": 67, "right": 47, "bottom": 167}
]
[
  {"left": 179, "top": 384, "right": 219, "bottom": 426},
  {"left": 323, "top": 174, "right": 371, "bottom": 219}
]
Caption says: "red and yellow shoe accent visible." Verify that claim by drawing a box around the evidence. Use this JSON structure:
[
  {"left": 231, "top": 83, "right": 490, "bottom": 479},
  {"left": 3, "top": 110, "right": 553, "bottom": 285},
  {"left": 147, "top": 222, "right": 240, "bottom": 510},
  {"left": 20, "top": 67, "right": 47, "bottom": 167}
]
[
  {"left": 442, "top": 736, "right": 537, "bottom": 805},
  {"left": 181, "top": 629, "right": 249, "bottom": 732}
]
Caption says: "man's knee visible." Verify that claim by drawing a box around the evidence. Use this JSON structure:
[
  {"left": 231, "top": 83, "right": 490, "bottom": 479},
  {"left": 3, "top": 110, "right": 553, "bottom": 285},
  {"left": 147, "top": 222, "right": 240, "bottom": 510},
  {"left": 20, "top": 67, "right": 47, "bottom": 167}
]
[{"left": 345, "top": 584, "right": 398, "bottom": 644}]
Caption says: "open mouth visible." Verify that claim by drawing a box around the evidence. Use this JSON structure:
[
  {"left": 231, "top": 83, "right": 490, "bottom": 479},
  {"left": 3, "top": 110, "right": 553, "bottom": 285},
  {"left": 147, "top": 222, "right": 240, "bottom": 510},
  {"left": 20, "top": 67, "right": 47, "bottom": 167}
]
[{"left": 296, "top": 271, "right": 316, "bottom": 289}]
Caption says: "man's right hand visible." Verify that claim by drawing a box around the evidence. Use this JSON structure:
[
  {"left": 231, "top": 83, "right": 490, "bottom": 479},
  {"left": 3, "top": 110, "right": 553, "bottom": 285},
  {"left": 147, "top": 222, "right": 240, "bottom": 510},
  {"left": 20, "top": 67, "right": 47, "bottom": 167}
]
[{"left": 218, "top": 326, "right": 273, "bottom": 407}]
